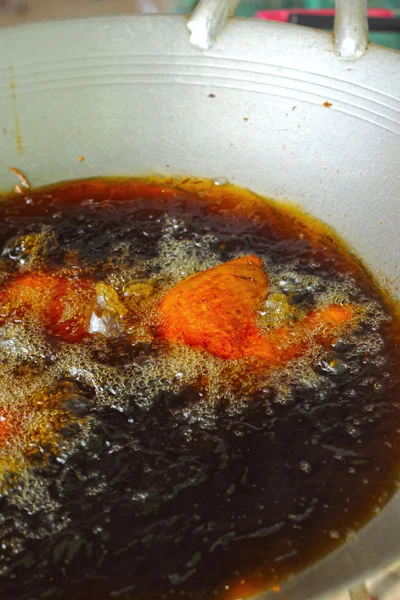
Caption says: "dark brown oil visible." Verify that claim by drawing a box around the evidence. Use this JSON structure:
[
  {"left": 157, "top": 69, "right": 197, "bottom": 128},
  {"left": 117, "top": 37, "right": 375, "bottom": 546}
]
[{"left": 0, "top": 177, "right": 399, "bottom": 600}]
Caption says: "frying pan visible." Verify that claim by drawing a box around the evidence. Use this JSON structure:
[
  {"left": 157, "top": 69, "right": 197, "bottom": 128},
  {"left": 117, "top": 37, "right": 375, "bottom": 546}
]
[{"left": 0, "top": 0, "right": 399, "bottom": 598}]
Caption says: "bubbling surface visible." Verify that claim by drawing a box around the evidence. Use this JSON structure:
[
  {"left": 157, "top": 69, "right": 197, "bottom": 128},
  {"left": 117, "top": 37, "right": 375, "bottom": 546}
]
[{"left": 0, "top": 177, "right": 399, "bottom": 600}]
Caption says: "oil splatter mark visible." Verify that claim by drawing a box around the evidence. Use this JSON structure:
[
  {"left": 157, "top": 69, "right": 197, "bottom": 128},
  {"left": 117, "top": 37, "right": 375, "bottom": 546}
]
[
  {"left": 78, "top": 156, "right": 84, "bottom": 162},
  {"left": 9, "top": 66, "right": 23, "bottom": 155}
]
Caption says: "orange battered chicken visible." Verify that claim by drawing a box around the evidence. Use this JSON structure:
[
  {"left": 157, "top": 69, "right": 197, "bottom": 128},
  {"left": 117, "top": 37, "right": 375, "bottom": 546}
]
[
  {"left": 0, "top": 273, "right": 96, "bottom": 342},
  {"left": 158, "top": 255, "right": 356, "bottom": 365},
  {"left": 159, "top": 255, "right": 269, "bottom": 359}
]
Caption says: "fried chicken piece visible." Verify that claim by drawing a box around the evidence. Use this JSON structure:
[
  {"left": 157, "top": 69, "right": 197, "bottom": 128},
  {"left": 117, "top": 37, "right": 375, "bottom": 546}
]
[
  {"left": 247, "top": 303, "right": 356, "bottom": 366},
  {"left": 0, "top": 271, "right": 137, "bottom": 343},
  {"left": 159, "top": 255, "right": 269, "bottom": 359},
  {"left": 158, "top": 255, "right": 357, "bottom": 365},
  {"left": 0, "top": 273, "right": 96, "bottom": 342}
]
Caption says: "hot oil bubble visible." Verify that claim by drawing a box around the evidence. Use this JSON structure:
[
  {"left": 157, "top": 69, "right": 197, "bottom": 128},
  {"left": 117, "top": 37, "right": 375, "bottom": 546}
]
[
  {"left": 0, "top": 322, "right": 53, "bottom": 368},
  {"left": 277, "top": 271, "right": 325, "bottom": 304},
  {"left": 1, "top": 227, "right": 56, "bottom": 267},
  {"left": 270, "top": 259, "right": 387, "bottom": 365},
  {"left": 155, "top": 218, "right": 220, "bottom": 283},
  {"left": 100, "top": 220, "right": 221, "bottom": 323},
  {"left": 318, "top": 354, "right": 349, "bottom": 377},
  {"left": 299, "top": 461, "right": 312, "bottom": 473}
]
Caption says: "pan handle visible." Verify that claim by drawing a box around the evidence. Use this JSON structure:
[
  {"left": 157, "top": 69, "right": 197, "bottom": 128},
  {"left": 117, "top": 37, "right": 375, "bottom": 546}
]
[
  {"left": 187, "top": 0, "right": 369, "bottom": 60},
  {"left": 334, "top": 0, "right": 368, "bottom": 59},
  {"left": 187, "top": 0, "right": 240, "bottom": 50}
]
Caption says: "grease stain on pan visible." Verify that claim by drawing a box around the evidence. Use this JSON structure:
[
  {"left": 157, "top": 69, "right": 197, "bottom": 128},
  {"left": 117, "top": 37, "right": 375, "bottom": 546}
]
[{"left": 8, "top": 65, "right": 23, "bottom": 155}]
